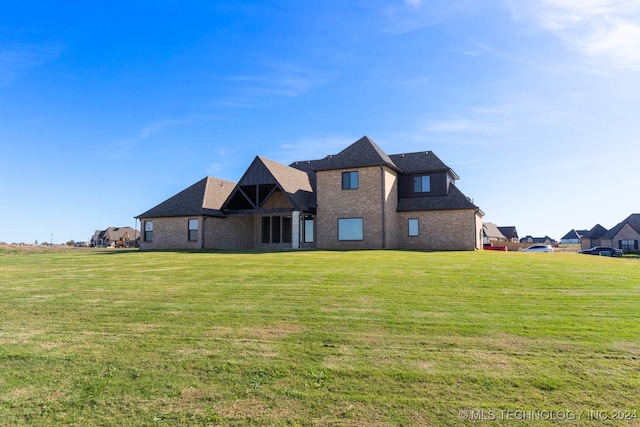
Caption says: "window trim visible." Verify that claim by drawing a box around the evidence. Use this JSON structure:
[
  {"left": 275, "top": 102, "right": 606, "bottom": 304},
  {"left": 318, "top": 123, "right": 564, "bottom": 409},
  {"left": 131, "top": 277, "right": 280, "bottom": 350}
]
[
  {"left": 342, "top": 171, "right": 359, "bottom": 190},
  {"left": 338, "top": 217, "right": 364, "bottom": 241}
]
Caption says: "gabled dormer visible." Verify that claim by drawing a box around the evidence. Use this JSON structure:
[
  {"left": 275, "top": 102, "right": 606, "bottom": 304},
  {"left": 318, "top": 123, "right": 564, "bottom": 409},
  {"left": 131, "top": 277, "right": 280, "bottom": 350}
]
[{"left": 390, "top": 151, "right": 459, "bottom": 198}]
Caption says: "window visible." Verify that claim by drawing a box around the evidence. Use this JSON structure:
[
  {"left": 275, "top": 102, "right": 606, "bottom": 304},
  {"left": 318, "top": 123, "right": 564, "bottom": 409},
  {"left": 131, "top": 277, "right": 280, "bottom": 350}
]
[
  {"left": 188, "top": 219, "right": 198, "bottom": 241},
  {"left": 144, "top": 221, "right": 153, "bottom": 242},
  {"left": 261, "top": 216, "right": 291, "bottom": 244},
  {"left": 272, "top": 216, "right": 281, "bottom": 243},
  {"left": 282, "top": 216, "right": 292, "bottom": 244},
  {"left": 414, "top": 175, "right": 431, "bottom": 193},
  {"left": 338, "top": 218, "right": 363, "bottom": 241},
  {"left": 620, "top": 239, "right": 638, "bottom": 253},
  {"left": 408, "top": 218, "right": 419, "bottom": 236},
  {"left": 303, "top": 215, "right": 314, "bottom": 243},
  {"left": 261, "top": 217, "right": 270, "bottom": 244},
  {"left": 342, "top": 171, "right": 358, "bottom": 190}
]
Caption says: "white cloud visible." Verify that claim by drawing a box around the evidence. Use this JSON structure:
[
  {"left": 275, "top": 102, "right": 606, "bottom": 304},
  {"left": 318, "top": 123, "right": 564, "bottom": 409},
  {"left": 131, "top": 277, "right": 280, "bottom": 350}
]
[{"left": 510, "top": 0, "right": 640, "bottom": 69}]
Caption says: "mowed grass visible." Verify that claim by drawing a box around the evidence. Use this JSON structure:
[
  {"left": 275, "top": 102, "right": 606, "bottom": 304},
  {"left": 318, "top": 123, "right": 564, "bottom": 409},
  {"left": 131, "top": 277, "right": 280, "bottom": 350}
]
[{"left": 0, "top": 249, "right": 639, "bottom": 426}]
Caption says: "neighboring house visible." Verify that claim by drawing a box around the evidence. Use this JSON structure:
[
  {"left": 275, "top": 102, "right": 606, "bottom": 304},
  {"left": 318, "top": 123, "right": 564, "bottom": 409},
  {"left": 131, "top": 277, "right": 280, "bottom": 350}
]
[
  {"left": 482, "top": 222, "right": 506, "bottom": 245},
  {"left": 560, "top": 229, "right": 586, "bottom": 244},
  {"left": 600, "top": 214, "right": 640, "bottom": 254},
  {"left": 137, "top": 136, "right": 484, "bottom": 251},
  {"left": 579, "top": 224, "right": 608, "bottom": 250},
  {"left": 91, "top": 227, "right": 140, "bottom": 247},
  {"left": 497, "top": 226, "right": 519, "bottom": 243},
  {"left": 520, "top": 235, "right": 557, "bottom": 245}
]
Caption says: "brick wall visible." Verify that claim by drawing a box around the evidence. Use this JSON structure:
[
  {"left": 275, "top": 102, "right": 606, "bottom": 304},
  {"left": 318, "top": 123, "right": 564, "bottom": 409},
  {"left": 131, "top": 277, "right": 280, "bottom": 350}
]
[
  {"left": 316, "top": 166, "right": 398, "bottom": 250},
  {"left": 397, "top": 209, "right": 481, "bottom": 251},
  {"left": 139, "top": 217, "right": 203, "bottom": 250}
]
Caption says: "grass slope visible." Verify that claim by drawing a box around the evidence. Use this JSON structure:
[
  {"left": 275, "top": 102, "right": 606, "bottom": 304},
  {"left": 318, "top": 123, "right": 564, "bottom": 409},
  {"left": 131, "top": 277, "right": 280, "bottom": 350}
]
[{"left": 0, "top": 249, "right": 639, "bottom": 426}]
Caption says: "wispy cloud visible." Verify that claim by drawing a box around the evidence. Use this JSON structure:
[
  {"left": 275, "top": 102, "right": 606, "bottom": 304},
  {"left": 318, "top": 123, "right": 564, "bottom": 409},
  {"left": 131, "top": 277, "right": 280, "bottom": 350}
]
[
  {"left": 510, "top": 0, "right": 640, "bottom": 69},
  {"left": 218, "top": 61, "right": 330, "bottom": 105},
  {"left": 0, "top": 42, "right": 63, "bottom": 86},
  {"left": 104, "top": 118, "right": 189, "bottom": 159}
]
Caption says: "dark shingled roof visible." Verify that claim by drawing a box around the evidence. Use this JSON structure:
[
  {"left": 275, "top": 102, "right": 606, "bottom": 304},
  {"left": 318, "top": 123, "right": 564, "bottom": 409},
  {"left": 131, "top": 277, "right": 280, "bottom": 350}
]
[
  {"left": 291, "top": 136, "right": 399, "bottom": 172},
  {"left": 497, "top": 226, "right": 518, "bottom": 240},
  {"left": 583, "top": 224, "right": 608, "bottom": 239},
  {"left": 602, "top": 213, "right": 640, "bottom": 239},
  {"left": 389, "top": 151, "right": 459, "bottom": 179},
  {"left": 291, "top": 136, "right": 459, "bottom": 179},
  {"left": 397, "top": 184, "right": 478, "bottom": 212},
  {"left": 561, "top": 229, "right": 582, "bottom": 240},
  {"left": 137, "top": 176, "right": 236, "bottom": 218}
]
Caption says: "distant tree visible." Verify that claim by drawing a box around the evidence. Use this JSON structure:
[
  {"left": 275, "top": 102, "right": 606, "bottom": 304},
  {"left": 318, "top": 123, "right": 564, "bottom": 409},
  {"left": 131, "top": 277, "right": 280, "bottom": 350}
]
[
  {"left": 67, "top": 240, "right": 75, "bottom": 246},
  {"left": 35, "top": 240, "right": 38, "bottom": 245}
]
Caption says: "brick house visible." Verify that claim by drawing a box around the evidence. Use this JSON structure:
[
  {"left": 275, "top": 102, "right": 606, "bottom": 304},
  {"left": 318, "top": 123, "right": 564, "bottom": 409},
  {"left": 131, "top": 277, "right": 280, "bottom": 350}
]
[
  {"left": 137, "top": 136, "right": 483, "bottom": 251},
  {"left": 599, "top": 214, "right": 640, "bottom": 254}
]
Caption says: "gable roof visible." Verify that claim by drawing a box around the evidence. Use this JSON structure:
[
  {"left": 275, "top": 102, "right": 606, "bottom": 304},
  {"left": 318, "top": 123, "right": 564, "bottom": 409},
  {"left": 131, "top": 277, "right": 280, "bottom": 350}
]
[
  {"left": 137, "top": 176, "right": 236, "bottom": 218},
  {"left": 582, "top": 224, "right": 608, "bottom": 239},
  {"left": 561, "top": 229, "right": 582, "bottom": 240},
  {"left": 221, "top": 156, "right": 314, "bottom": 212},
  {"left": 483, "top": 222, "right": 506, "bottom": 240},
  {"left": 602, "top": 213, "right": 640, "bottom": 239},
  {"left": 497, "top": 226, "right": 518, "bottom": 240}
]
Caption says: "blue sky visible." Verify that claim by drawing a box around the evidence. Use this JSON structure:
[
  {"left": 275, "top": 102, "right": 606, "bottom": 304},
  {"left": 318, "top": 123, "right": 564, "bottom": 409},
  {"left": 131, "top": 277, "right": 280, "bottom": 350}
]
[{"left": 1, "top": 0, "right": 639, "bottom": 244}]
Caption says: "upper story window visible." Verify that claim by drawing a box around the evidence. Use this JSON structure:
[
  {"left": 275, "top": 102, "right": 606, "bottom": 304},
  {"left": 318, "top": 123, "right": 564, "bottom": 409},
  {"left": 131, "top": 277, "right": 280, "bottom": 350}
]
[
  {"left": 188, "top": 219, "right": 198, "bottom": 241},
  {"left": 413, "top": 175, "right": 431, "bottom": 193},
  {"left": 144, "top": 221, "right": 153, "bottom": 242},
  {"left": 342, "top": 171, "right": 359, "bottom": 190}
]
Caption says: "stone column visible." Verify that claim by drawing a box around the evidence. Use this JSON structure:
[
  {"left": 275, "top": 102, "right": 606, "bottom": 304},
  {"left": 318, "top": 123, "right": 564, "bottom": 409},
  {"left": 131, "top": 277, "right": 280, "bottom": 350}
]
[{"left": 292, "top": 211, "right": 300, "bottom": 249}]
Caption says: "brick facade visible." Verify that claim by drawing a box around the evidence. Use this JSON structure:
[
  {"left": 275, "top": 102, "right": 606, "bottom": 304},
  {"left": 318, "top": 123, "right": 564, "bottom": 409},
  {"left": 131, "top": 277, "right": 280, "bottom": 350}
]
[{"left": 138, "top": 137, "right": 483, "bottom": 252}]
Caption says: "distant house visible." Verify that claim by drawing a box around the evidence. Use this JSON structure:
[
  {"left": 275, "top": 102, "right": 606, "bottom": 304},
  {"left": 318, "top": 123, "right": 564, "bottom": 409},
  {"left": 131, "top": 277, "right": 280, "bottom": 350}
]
[
  {"left": 560, "top": 229, "right": 587, "bottom": 244},
  {"left": 137, "top": 136, "right": 484, "bottom": 251},
  {"left": 91, "top": 227, "right": 140, "bottom": 247},
  {"left": 600, "top": 214, "right": 640, "bottom": 254},
  {"left": 579, "top": 224, "right": 608, "bottom": 250},
  {"left": 497, "top": 226, "right": 519, "bottom": 243},
  {"left": 482, "top": 222, "right": 506, "bottom": 245},
  {"left": 520, "top": 235, "right": 557, "bottom": 245}
]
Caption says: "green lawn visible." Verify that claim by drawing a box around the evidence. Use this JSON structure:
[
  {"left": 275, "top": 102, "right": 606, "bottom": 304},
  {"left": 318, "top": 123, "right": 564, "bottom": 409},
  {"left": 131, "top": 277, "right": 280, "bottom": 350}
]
[{"left": 1, "top": 249, "right": 639, "bottom": 426}]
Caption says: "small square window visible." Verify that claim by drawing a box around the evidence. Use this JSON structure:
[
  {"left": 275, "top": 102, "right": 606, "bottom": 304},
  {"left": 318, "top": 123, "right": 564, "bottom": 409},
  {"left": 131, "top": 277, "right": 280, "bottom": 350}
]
[{"left": 342, "top": 171, "right": 359, "bottom": 190}]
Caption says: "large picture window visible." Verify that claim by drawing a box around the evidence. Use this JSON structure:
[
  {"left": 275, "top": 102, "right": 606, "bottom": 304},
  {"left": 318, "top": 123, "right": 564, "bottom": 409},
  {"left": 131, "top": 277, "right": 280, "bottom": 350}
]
[
  {"left": 414, "top": 175, "right": 431, "bottom": 193},
  {"left": 144, "top": 221, "right": 153, "bottom": 242},
  {"left": 342, "top": 171, "right": 359, "bottom": 190},
  {"left": 188, "top": 219, "right": 198, "bottom": 241},
  {"left": 408, "top": 218, "right": 419, "bottom": 236},
  {"left": 338, "top": 218, "right": 363, "bottom": 241}
]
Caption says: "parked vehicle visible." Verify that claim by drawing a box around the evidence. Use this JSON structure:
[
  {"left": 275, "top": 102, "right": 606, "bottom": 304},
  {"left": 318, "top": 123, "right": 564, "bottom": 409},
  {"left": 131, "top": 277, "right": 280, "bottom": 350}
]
[
  {"left": 520, "top": 245, "right": 553, "bottom": 252},
  {"left": 579, "top": 246, "right": 623, "bottom": 257}
]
